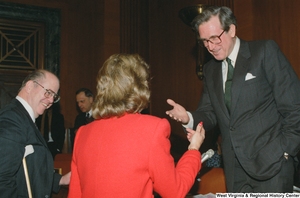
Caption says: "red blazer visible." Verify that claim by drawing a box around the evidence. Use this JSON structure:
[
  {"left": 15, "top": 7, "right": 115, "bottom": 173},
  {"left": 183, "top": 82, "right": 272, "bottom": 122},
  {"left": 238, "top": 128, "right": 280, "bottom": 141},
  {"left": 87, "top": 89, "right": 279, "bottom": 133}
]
[{"left": 68, "top": 113, "right": 201, "bottom": 198}]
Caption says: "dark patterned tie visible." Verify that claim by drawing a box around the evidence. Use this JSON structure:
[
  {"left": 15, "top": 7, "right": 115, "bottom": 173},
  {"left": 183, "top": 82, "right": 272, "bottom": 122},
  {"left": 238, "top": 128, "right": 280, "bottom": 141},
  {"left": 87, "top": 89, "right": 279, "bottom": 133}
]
[{"left": 225, "top": 58, "right": 234, "bottom": 113}]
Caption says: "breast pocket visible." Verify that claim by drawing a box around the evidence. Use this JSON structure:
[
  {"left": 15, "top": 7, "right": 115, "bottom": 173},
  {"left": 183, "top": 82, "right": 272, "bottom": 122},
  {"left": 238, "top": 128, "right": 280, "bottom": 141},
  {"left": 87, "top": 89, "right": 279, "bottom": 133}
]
[{"left": 240, "top": 75, "right": 272, "bottom": 108}]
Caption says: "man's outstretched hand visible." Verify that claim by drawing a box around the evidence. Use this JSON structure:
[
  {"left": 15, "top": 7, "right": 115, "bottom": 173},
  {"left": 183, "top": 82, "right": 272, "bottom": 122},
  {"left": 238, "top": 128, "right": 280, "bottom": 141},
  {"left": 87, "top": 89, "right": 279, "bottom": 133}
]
[{"left": 165, "top": 99, "right": 189, "bottom": 124}]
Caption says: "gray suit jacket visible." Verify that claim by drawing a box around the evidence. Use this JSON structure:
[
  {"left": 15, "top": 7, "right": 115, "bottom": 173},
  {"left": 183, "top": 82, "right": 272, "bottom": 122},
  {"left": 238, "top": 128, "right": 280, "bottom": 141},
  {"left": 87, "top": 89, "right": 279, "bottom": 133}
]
[
  {"left": 0, "top": 99, "right": 62, "bottom": 197},
  {"left": 191, "top": 39, "right": 300, "bottom": 191}
]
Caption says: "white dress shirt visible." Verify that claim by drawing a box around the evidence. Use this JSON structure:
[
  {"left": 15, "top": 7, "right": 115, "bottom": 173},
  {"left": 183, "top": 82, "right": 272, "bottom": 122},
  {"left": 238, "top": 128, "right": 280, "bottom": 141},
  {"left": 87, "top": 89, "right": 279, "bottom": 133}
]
[{"left": 16, "top": 96, "right": 35, "bottom": 123}]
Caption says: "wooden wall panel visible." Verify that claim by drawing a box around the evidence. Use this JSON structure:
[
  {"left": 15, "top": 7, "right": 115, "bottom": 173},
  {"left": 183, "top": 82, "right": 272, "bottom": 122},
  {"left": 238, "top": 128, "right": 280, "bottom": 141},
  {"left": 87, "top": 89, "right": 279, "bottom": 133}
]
[
  {"left": 120, "top": 0, "right": 149, "bottom": 60},
  {"left": 1, "top": 0, "right": 299, "bottom": 144},
  {"left": 252, "top": 0, "right": 300, "bottom": 76},
  {"left": 235, "top": 0, "right": 300, "bottom": 76},
  {"left": 148, "top": 0, "right": 203, "bottom": 142},
  {"left": 1, "top": 0, "right": 119, "bottom": 128},
  {"left": 233, "top": 0, "right": 254, "bottom": 40}
]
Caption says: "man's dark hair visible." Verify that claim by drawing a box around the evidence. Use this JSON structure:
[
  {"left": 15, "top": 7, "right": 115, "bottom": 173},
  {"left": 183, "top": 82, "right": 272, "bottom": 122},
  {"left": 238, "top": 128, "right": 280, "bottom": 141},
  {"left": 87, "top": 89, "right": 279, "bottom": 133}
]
[
  {"left": 192, "top": 6, "right": 237, "bottom": 33},
  {"left": 76, "top": 88, "right": 93, "bottom": 98}
]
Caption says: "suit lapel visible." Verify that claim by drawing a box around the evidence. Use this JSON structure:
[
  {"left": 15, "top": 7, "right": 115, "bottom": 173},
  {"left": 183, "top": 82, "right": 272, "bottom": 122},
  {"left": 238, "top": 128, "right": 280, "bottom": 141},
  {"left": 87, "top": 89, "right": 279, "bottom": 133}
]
[
  {"left": 14, "top": 99, "right": 49, "bottom": 147},
  {"left": 32, "top": 120, "right": 48, "bottom": 147},
  {"left": 230, "top": 40, "right": 251, "bottom": 115}
]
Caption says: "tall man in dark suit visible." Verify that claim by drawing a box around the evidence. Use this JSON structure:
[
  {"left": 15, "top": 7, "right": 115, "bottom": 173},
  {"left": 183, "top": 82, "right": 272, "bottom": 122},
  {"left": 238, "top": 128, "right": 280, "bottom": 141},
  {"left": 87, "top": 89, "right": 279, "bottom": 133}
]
[
  {"left": 0, "top": 69, "right": 70, "bottom": 197},
  {"left": 166, "top": 6, "right": 300, "bottom": 192}
]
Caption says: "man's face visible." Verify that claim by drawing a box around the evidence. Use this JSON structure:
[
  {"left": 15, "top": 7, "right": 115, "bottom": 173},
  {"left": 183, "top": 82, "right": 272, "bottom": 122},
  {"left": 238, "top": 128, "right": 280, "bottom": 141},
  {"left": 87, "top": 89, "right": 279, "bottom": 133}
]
[
  {"left": 76, "top": 92, "right": 93, "bottom": 113},
  {"left": 198, "top": 15, "right": 236, "bottom": 61},
  {"left": 28, "top": 73, "right": 60, "bottom": 118}
]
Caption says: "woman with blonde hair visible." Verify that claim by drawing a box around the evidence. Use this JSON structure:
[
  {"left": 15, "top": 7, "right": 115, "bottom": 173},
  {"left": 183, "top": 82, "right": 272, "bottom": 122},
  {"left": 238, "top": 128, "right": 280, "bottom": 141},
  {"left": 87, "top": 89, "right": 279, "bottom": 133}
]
[{"left": 68, "top": 54, "right": 205, "bottom": 198}]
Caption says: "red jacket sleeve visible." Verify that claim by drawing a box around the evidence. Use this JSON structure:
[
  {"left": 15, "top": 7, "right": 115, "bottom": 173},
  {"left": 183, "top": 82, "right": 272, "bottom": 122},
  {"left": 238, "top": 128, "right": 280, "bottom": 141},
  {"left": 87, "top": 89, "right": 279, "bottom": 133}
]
[{"left": 148, "top": 119, "right": 201, "bottom": 198}]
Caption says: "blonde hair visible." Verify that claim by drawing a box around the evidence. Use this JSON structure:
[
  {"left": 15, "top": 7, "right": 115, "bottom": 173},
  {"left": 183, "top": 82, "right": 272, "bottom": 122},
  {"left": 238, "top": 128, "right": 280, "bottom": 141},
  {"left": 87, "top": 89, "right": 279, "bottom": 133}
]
[{"left": 92, "top": 54, "right": 150, "bottom": 119}]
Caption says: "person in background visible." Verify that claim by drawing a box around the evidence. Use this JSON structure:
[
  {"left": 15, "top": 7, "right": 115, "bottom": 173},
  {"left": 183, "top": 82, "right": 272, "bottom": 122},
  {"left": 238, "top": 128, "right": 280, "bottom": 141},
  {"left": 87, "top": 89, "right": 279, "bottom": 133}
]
[
  {"left": 0, "top": 69, "right": 70, "bottom": 197},
  {"left": 68, "top": 54, "right": 205, "bottom": 198},
  {"left": 166, "top": 6, "right": 300, "bottom": 192},
  {"left": 36, "top": 102, "right": 65, "bottom": 159},
  {"left": 74, "top": 88, "right": 94, "bottom": 130},
  {"left": 71, "top": 88, "right": 94, "bottom": 148}
]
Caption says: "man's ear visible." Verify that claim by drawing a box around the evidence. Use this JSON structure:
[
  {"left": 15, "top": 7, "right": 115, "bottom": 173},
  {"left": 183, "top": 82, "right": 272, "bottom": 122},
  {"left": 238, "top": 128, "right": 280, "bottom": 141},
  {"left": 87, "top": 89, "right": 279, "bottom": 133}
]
[
  {"left": 229, "top": 24, "right": 236, "bottom": 37},
  {"left": 89, "top": 97, "right": 94, "bottom": 103},
  {"left": 25, "top": 80, "right": 34, "bottom": 93}
]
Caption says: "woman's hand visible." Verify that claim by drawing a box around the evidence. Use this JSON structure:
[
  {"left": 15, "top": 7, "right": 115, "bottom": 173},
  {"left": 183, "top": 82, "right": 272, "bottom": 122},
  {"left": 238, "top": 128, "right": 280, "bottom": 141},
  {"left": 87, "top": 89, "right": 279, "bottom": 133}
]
[{"left": 186, "top": 122, "right": 205, "bottom": 150}]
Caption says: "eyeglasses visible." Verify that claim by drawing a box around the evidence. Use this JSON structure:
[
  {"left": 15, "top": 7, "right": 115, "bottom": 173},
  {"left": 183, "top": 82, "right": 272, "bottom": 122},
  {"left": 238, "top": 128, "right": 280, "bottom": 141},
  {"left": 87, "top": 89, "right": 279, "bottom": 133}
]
[
  {"left": 33, "top": 81, "right": 60, "bottom": 103},
  {"left": 201, "top": 30, "right": 225, "bottom": 47}
]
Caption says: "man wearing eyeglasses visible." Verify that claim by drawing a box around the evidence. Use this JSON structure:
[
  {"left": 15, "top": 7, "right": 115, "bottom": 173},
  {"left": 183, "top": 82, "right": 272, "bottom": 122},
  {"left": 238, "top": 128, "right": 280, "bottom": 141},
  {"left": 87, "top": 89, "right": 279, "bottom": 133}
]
[
  {"left": 166, "top": 6, "right": 300, "bottom": 192},
  {"left": 0, "top": 69, "right": 70, "bottom": 197}
]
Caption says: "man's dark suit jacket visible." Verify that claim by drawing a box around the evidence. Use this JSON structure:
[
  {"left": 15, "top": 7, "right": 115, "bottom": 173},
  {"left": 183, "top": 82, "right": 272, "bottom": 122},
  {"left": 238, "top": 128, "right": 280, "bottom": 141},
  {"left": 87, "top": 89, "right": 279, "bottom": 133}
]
[
  {"left": 191, "top": 40, "right": 300, "bottom": 191},
  {"left": 0, "top": 99, "right": 62, "bottom": 197},
  {"left": 74, "top": 112, "right": 94, "bottom": 130},
  {"left": 71, "top": 112, "right": 94, "bottom": 149},
  {"left": 36, "top": 108, "right": 65, "bottom": 158}
]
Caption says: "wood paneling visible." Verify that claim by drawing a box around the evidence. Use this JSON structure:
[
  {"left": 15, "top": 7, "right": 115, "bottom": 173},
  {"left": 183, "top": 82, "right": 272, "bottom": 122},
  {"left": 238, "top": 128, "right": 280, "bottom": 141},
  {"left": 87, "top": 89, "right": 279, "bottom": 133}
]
[
  {"left": 120, "top": 0, "right": 149, "bottom": 60},
  {"left": 234, "top": 0, "right": 300, "bottom": 76},
  {"left": 252, "top": 0, "right": 300, "bottom": 76},
  {"left": 1, "top": 0, "right": 300, "bottom": 145},
  {"left": 234, "top": 0, "right": 254, "bottom": 40},
  {"left": 148, "top": 0, "right": 204, "bottom": 141},
  {"left": 1, "top": 0, "right": 120, "bottom": 129}
]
